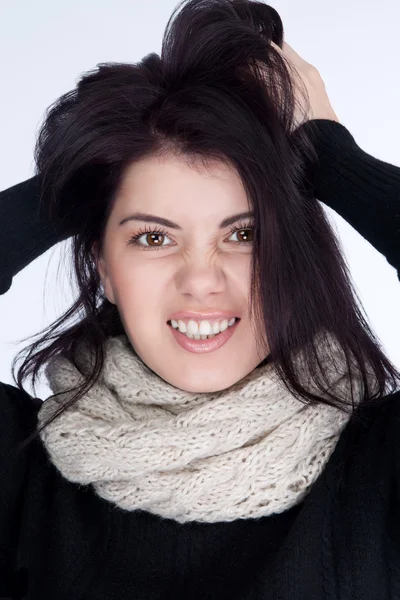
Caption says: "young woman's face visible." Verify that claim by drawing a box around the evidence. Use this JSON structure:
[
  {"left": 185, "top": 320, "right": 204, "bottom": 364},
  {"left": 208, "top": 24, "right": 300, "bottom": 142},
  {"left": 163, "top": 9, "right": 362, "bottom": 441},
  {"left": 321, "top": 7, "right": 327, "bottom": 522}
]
[{"left": 96, "top": 152, "right": 269, "bottom": 392}]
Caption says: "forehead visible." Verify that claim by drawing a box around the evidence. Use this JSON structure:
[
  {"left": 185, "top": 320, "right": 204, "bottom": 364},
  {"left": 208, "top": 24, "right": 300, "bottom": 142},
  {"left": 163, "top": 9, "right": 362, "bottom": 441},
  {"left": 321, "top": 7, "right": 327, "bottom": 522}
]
[{"left": 116, "top": 152, "right": 247, "bottom": 207}]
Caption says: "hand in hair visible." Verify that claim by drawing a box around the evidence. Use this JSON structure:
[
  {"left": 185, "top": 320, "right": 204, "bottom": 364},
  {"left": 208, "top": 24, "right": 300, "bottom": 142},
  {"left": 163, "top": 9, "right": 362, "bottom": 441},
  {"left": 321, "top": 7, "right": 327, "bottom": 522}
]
[{"left": 270, "top": 40, "right": 340, "bottom": 131}]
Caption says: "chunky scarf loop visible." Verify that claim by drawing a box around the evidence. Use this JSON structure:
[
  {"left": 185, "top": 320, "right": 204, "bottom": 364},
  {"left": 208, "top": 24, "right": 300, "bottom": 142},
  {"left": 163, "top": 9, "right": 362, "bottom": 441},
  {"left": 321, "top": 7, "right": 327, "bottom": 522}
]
[{"left": 37, "top": 331, "right": 369, "bottom": 524}]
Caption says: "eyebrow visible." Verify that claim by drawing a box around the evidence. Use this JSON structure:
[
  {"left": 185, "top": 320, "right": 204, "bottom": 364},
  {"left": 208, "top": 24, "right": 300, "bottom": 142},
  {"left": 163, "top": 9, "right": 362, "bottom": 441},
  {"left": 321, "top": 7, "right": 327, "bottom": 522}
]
[{"left": 118, "top": 211, "right": 254, "bottom": 230}]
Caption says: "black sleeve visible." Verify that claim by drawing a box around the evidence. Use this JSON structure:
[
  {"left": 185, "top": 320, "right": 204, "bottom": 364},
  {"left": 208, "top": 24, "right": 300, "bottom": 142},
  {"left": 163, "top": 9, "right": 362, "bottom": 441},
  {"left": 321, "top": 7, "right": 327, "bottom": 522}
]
[
  {"left": 298, "top": 118, "right": 400, "bottom": 281},
  {"left": 0, "top": 176, "right": 69, "bottom": 295}
]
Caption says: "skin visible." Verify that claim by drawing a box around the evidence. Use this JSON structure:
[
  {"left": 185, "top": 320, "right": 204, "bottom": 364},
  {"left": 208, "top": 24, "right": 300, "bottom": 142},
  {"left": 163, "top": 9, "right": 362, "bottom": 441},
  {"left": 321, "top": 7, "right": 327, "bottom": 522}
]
[
  {"left": 95, "top": 41, "right": 339, "bottom": 393},
  {"left": 269, "top": 41, "right": 340, "bottom": 129},
  {"left": 96, "top": 153, "right": 268, "bottom": 393}
]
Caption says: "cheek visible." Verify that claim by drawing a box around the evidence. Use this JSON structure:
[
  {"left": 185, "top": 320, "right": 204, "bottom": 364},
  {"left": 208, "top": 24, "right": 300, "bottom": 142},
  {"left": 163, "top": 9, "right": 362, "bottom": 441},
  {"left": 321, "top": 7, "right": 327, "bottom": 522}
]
[
  {"left": 109, "top": 253, "right": 251, "bottom": 317},
  {"left": 229, "top": 256, "right": 252, "bottom": 292},
  {"left": 111, "top": 261, "right": 170, "bottom": 320}
]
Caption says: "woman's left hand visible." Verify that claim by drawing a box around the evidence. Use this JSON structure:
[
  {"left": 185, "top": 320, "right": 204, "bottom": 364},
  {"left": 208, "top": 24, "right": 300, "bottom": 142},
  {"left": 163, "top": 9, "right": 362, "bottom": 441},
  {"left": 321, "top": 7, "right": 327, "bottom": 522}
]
[{"left": 270, "top": 40, "right": 340, "bottom": 132}]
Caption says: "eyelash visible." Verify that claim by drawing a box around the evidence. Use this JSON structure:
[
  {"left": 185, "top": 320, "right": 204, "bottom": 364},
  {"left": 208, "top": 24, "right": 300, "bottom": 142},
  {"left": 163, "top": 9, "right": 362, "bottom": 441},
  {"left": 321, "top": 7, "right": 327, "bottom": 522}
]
[{"left": 126, "top": 221, "right": 254, "bottom": 251}]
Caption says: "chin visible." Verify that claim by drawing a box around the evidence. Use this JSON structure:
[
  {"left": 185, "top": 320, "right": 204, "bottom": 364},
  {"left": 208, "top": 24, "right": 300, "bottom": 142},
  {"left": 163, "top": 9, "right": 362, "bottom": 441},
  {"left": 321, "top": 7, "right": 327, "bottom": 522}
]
[{"left": 168, "top": 371, "right": 242, "bottom": 394}]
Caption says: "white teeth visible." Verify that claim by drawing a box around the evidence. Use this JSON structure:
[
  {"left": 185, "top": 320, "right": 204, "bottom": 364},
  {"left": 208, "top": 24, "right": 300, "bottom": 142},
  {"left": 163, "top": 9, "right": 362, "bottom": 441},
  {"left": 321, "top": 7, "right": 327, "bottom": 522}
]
[
  {"left": 188, "top": 320, "right": 203, "bottom": 335},
  {"left": 177, "top": 320, "right": 187, "bottom": 333},
  {"left": 211, "top": 321, "right": 220, "bottom": 334},
  {"left": 170, "top": 317, "right": 238, "bottom": 338}
]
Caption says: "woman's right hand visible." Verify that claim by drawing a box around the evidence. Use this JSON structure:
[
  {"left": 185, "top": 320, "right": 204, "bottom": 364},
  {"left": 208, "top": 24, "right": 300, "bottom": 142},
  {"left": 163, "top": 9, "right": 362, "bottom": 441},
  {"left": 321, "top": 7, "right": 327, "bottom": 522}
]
[{"left": 270, "top": 40, "right": 340, "bottom": 132}]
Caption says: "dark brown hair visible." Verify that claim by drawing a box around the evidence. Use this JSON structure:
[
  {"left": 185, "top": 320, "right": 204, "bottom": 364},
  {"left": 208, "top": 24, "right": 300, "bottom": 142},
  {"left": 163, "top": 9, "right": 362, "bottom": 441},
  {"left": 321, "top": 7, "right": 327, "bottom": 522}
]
[{"left": 13, "top": 0, "right": 400, "bottom": 453}]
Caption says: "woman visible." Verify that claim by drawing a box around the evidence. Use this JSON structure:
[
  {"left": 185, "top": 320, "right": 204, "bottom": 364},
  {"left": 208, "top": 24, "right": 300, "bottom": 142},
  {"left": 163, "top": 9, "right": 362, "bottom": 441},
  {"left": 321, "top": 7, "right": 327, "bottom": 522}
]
[{"left": 1, "top": 0, "right": 400, "bottom": 598}]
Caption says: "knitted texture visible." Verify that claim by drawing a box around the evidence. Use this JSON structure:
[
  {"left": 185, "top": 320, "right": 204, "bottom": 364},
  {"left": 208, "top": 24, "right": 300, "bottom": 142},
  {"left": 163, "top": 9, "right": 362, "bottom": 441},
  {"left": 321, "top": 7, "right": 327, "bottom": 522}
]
[{"left": 37, "top": 331, "right": 369, "bottom": 524}]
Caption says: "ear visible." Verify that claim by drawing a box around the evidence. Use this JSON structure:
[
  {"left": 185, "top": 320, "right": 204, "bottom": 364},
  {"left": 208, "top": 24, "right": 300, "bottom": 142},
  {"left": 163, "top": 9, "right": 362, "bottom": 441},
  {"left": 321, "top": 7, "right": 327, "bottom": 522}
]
[{"left": 92, "top": 241, "right": 116, "bottom": 305}]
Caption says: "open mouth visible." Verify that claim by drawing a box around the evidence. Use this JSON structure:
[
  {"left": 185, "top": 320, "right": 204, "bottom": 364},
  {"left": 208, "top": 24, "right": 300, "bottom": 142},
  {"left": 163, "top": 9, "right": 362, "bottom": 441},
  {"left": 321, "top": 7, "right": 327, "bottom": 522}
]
[{"left": 167, "top": 318, "right": 241, "bottom": 340}]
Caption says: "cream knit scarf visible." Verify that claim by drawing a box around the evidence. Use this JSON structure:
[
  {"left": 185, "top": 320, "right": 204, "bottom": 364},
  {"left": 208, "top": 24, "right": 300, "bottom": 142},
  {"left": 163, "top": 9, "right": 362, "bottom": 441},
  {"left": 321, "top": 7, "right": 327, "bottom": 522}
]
[{"left": 37, "top": 330, "right": 368, "bottom": 524}]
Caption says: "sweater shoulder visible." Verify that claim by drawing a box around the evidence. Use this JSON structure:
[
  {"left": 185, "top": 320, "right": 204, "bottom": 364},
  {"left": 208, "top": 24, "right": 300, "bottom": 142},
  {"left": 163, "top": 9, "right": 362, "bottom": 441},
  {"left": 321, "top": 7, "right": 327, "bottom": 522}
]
[
  {"left": 0, "top": 382, "right": 41, "bottom": 483},
  {"left": 0, "top": 383, "right": 41, "bottom": 587},
  {"left": 353, "top": 389, "right": 400, "bottom": 463},
  {"left": 357, "top": 389, "right": 400, "bottom": 432},
  {"left": 0, "top": 381, "right": 41, "bottom": 442},
  {"left": 383, "top": 389, "right": 400, "bottom": 435}
]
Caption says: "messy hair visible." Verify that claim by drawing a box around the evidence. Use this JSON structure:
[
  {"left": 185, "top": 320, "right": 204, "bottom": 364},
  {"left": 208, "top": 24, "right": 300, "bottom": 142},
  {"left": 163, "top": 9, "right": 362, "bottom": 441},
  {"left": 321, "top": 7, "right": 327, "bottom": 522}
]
[{"left": 13, "top": 0, "right": 400, "bottom": 452}]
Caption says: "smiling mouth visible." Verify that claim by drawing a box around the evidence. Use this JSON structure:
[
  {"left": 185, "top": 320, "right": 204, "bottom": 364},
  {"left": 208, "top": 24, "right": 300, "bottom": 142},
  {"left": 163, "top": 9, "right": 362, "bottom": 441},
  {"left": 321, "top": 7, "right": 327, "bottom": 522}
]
[{"left": 166, "top": 318, "right": 240, "bottom": 339}]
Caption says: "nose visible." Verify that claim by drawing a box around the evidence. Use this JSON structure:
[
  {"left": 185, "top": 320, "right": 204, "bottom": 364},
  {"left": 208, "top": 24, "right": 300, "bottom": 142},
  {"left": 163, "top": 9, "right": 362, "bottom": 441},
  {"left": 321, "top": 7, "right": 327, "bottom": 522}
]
[{"left": 176, "top": 258, "right": 226, "bottom": 299}]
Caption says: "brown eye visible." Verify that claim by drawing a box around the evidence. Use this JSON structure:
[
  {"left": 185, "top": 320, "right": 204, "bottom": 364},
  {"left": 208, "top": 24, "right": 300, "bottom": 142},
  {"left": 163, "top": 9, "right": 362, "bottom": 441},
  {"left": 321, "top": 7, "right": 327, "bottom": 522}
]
[
  {"left": 126, "top": 226, "right": 172, "bottom": 250},
  {"left": 235, "top": 228, "right": 253, "bottom": 243},
  {"left": 228, "top": 222, "right": 254, "bottom": 245},
  {"left": 143, "top": 232, "right": 165, "bottom": 247}
]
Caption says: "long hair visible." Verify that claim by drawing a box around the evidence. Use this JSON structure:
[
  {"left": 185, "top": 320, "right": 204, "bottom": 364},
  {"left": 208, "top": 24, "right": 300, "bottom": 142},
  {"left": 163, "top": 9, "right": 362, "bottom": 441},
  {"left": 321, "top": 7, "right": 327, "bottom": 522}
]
[{"left": 13, "top": 0, "right": 400, "bottom": 453}]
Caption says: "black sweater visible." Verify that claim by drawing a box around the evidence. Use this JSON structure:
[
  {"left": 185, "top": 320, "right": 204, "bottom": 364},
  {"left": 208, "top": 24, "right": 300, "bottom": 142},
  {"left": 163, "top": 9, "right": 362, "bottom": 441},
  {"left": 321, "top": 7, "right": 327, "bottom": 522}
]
[{"left": 1, "top": 119, "right": 400, "bottom": 600}]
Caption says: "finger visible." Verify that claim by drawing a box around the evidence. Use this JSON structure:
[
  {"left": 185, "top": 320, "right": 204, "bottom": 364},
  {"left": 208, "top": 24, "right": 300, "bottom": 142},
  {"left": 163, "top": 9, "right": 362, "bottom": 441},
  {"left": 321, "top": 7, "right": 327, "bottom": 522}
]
[
  {"left": 270, "top": 41, "right": 299, "bottom": 69},
  {"left": 270, "top": 40, "right": 299, "bottom": 76},
  {"left": 281, "top": 42, "right": 314, "bottom": 71},
  {"left": 270, "top": 40, "right": 283, "bottom": 53}
]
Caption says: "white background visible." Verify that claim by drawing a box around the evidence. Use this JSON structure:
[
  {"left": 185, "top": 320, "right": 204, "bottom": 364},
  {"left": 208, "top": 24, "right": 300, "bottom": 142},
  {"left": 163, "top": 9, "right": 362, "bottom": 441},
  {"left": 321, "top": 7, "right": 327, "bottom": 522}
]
[{"left": 1, "top": 0, "right": 399, "bottom": 400}]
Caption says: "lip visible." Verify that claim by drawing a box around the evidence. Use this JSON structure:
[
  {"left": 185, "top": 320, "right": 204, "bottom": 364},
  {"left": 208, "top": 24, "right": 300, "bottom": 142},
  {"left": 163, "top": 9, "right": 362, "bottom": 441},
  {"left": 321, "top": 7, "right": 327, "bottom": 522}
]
[
  {"left": 167, "top": 310, "right": 240, "bottom": 324},
  {"left": 168, "top": 318, "right": 240, "bottom": 354}
]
